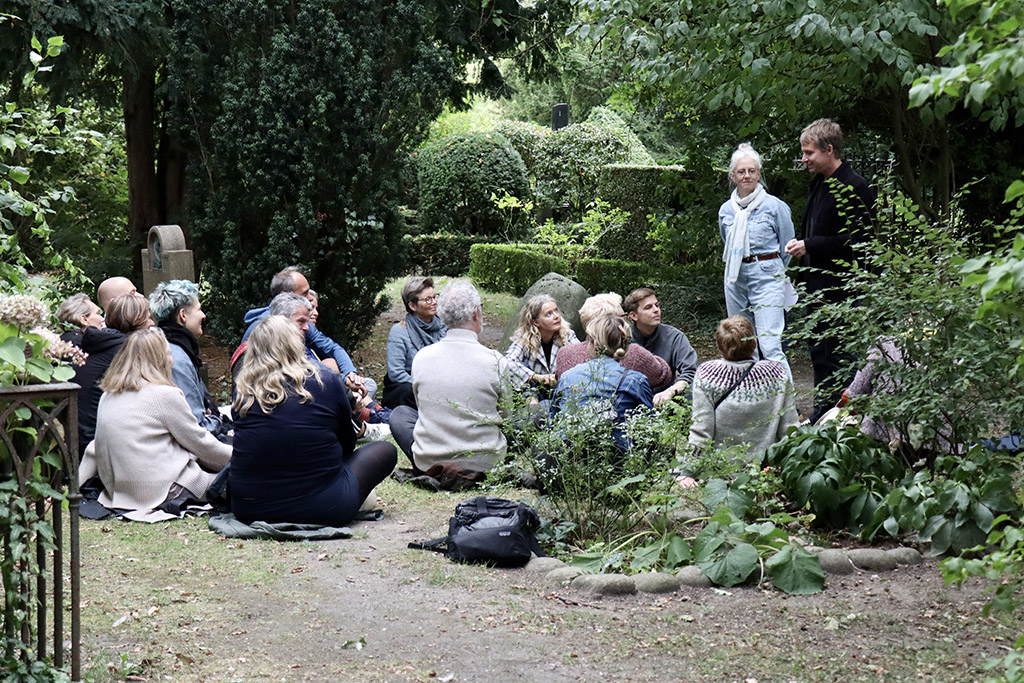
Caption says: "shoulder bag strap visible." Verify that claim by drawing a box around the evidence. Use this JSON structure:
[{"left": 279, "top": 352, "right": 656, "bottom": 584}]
[
  {"left": 713, "top": 362, "right": 756, "bottom": 411},
  {"left": 408, "top": 537, "right": 449, "bottom": 553}
]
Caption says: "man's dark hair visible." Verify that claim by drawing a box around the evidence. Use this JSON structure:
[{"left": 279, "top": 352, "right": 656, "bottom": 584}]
[
  {"left": 270, "top": 266, "right": 303, "bottom": 297},
  {"left": 623, "top": 287, "right": 657, "bottom": 315}
]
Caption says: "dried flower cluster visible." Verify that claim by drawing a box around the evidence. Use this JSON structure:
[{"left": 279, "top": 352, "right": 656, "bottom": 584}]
[
  {"left": 30, "top": 327, "right": 88, "bottom": 367},
  {"left": 0, "top": 294, "right": 49, "bottom": 330}
]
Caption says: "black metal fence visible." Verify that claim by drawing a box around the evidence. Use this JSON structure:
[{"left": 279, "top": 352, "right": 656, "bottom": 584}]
[{"left": 0, "top": 382, "right": 81, "bottom": 680}]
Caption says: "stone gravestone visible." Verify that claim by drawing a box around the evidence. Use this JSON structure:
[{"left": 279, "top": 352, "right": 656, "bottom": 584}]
[
  {"left": 142, "top": 225, "right": 195, "bottom": 295},
  {"left": 499, "top": 272, "right": 589, "bottom": 353}
]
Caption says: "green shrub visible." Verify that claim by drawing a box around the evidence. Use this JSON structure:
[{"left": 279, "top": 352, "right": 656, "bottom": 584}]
[
  {"left": 493, "top": 119, "right": 549, "bottom": 173},
  {"left": 402, "top": 233, "right": 497, "bottom": 277},
  {"left": 584, "top": 106, "right": 655, "bottom": 165},
  {"left": 597, "top": 163, "right": 721, "bottom": 264},
  {"left": 766, "top": 423, "right": 906, "bottom": 533},
  {"left": 417, "top": 131, "right": 531, "bottom": 237},
  {"left": 469, "top": 243, "right": 568, "bottom": 294},
  {"left": 574, "top": 258, "right": 660, "bottom": 296},
  {"left": 533, "top": 122, "right": 632, "bottom": 219}
]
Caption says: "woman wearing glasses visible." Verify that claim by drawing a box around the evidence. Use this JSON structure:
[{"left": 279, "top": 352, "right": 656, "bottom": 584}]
[
  {"left": 719, "top": 143, "right": 794, "bottom": 375},
  {"left": 381, "top": 276, "right": 447, "bottom": 409}
]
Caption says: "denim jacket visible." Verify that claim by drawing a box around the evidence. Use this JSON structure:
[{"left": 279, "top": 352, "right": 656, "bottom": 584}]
[{"left": 718, "top": 193, "right": 794, "bottom": 266}]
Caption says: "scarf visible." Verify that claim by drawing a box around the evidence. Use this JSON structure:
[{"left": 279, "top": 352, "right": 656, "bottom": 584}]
[
  {"left": 159, "top": 320, "right": 202, "bottom": 371},
  {"left": 723, "top": 183, "right": 767, "bottom": 285},
  {"left": 405, "top": 313, "right": 447, "bottom": 351}
]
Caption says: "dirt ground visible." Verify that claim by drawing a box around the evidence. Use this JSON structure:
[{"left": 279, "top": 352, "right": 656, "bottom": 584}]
[
  {"left": 79, "top": 482, "right": 1018, "bottom": 682},
  {"left": 93, "top": 292, "right": 1007, "bottom": 682}
]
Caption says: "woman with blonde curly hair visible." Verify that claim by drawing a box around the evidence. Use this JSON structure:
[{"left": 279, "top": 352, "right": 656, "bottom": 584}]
[
  {"left": 230, "top": 315, "right": 396, "bottom": 525},
  {"left": 79, "top": 328, "right": 232, "bottom": 521},
  {"left": 505, "top": 294, "right": 579, "bottom": 388},
  {"left": 551, "top": 314, "right": 653, "bottom": 451}
]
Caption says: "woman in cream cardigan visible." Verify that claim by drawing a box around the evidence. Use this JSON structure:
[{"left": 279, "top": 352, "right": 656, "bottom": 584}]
[{"left": 80, "top": 327, "right": 231, "bottom": 521}]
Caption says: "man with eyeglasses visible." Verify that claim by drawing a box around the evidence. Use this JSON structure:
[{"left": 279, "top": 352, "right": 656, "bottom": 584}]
[{"left": 785, "top": 118, "right": 875, "bottom": 421}]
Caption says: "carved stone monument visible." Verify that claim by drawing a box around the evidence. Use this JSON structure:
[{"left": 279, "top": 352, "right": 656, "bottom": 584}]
[{"left": 142, "top": 225, "right": 195, "bottom": 295}]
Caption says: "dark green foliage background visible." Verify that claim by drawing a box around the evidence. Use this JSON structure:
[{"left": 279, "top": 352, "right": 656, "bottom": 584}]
[
  {"left": 402, "top": 233, "right": 498, "bottom": 277},
  {"left": 169, "top": 0, "right": 456, "bottom": 345},
  {"left": 417, "top": 131, "right": 531, "bottom": 237}
]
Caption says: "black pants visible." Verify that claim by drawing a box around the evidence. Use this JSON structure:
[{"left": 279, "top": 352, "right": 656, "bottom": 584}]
[
  {"left": 807, "top": 328, "right": 855, "bottom": 421},
  {"left": 381, "top": 378, "right": 416, "bottom": 410}
]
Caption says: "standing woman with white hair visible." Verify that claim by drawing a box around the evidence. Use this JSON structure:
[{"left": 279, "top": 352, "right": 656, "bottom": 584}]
[{"left": 719, "top": 143, "right": 794, "bottom": 375}]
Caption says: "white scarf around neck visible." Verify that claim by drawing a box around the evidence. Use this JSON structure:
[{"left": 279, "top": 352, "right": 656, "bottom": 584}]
[{"left": 723, "top": 183, "right": 767, "bottom": 284}]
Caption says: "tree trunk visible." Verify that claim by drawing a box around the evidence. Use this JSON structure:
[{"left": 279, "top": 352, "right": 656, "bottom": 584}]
[{"left": 122, "top": 59, "right": 160, "bottom": 281}]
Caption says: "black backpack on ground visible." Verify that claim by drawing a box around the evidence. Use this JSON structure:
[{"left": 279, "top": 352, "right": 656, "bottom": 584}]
[{"left": 409, "top": 496, "right": 544, "bottom": 567}]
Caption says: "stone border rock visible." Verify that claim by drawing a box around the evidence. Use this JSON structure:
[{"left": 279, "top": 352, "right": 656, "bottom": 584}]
[{"left": 524, "top": 546, "right": 924, "bottom": 596}]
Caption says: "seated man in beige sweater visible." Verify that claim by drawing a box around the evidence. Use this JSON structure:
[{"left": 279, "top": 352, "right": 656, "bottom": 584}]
[{"left": 389, "top": 280, "right": 511, "bottom": 473}]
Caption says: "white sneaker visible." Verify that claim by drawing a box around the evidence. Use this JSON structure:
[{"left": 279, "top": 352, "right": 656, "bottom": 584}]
[
  {"left": 358, "top": 422, "right": 391, "bottom": 442},
  {"left": 359, "top": 487, "right": 377, "bottom": 511}
]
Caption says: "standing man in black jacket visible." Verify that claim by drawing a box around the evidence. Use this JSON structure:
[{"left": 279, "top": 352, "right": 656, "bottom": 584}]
[{"left": 785, "top": 118, "right": 875, "bottom": 421}]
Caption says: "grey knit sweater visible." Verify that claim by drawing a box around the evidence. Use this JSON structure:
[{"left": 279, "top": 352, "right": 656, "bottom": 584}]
[
  {"left": 80, "top": 383, "right": 232, "bottom": 520},
  {"left": 687, "top": 358, "right": 797, "bottom": 461}
]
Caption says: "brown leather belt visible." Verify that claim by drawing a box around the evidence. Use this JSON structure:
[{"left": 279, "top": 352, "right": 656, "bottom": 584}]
[{"left": 741, "top": 253, "right": 780, "bottom": 263}]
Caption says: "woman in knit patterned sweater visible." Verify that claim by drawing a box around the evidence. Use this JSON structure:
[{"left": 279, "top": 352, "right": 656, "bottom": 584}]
[{"left": 680, "top": 316, "right": 797, "bottom": 486}]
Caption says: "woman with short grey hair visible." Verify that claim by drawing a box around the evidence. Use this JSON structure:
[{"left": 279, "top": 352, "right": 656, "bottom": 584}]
[
  {"left": 56, "top": 292, "right": 104, "bottom": 348},
  {"left": 149, "top": 279, "right": 230, "bottom": 441},
  {"left": 382, "top": 276, "right": 447, "bottom": 409}
]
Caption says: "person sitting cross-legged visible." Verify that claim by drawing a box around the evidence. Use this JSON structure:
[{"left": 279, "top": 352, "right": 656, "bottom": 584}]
[
  {"left": 388, "top": 280, "right": 511, "bottom": 474},
  {"left": 504, "top": 294, "right": 579, "bottom": 394},
  {"left": 679, "top": 315, "right": 797, "bottom": 487},
  {"left": 555, "top": 292, "right": 671, "bottom": 390},
  {"left": 381, "top": 276, "right": 447, "bottom": 409},
  {"left": 149, "top": 280, "right": 231, "bottom": 440},
  {"left": 230, "top": 315, "right": 396, "bottom": 525},
  {"left": 551, "top": 314, "right": 654, "bottom": 454},
  {"left": 624, "top": 287, "right": 698, "bottom": 406},
  {"left": 73, "top": 292, "right": 153, "bottom": 457},
  {"left": 56, "top": 292, "right": 104, "bottom": 350},
  {"left": 79, "top": 327, "right": 232, "bottom": 521},
  {"left": 241, "top": 266, "right": 375, "bottom": 398}
]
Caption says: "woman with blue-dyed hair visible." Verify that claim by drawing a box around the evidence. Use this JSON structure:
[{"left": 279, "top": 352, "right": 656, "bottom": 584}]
[{"left": 149, "top": 280, "right": 231, "bottom": 441}]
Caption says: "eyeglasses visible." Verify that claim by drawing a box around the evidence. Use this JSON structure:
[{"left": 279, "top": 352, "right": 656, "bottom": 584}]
[
  {"left": 733, "top": 168, "right": 760, "bottom": 177},
  {"left": 418, "top": 296, "right": 437, "bottom": 304}
]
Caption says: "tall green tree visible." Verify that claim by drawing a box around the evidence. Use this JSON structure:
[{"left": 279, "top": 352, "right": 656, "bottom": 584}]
[
  {"left": 2, "top": 0, "right": 172, "bottom": 277},
  {"left": 574, "top": 0, "right": 1023, "bottom": 221},
  {"left": 169, "top": 0, "right": 568, "bottom": 344}
]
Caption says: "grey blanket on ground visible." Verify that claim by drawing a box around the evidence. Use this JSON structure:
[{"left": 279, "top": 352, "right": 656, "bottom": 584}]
[{"left": 208, "top": 510, "right": 383, "bottom": 540}]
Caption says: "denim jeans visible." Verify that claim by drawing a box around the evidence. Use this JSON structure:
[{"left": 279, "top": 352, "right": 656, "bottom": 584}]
[{"left": 725, "top": 257, "right": 790, "bottom": 376}]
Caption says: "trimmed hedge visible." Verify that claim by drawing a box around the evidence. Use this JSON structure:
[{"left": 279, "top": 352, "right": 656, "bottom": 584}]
[
  {"left": 469, "top": 243, "right": 569, "bottom": 295},
  {"left": 574, "top": 258, "right": 661, "bottom": 298},
  {"left": 417, "top": 131, "right": 531, "bottom": 237},
  {"left": 402, "top": 233, "right": 497, "bottom": 277},
  {"left": 585, "top": 107, "right": 655, "bottom": 165},
  {"left": 469, "top": 242, "right": 727, "bottom": 329},
  {"left": 596, "top": 164, "right": 688, "bottom": 262},
  {"left": 494, "top": 120, "right": 549, "bottom": 174},
  {"left": 534, "top": 123, "right": 633, "bottom": 220}
]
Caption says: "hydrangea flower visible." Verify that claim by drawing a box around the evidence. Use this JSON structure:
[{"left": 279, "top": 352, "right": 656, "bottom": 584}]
[{"left": 0, "top": 294, "right": 49, "bottom": 330}]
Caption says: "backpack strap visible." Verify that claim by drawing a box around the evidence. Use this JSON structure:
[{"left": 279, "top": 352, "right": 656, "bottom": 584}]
[
  {"left": 408, "top": 536, "right": 449, "bottom": 553},
  {"left": 713, "top": 361, "right": 756, "bottom": 410}
]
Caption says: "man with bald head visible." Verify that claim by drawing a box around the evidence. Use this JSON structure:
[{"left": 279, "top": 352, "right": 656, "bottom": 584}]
[{"left": 96, "top": 277, "right": 137, "bottom": 311}]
